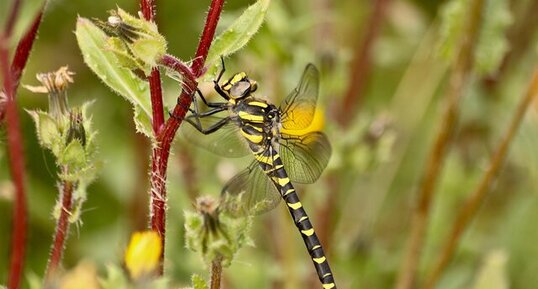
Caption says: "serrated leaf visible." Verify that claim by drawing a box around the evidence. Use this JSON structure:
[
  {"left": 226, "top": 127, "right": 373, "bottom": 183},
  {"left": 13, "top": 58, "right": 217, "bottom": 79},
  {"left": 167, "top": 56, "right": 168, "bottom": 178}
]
[
  {"left": 76, "top": 17, "right": 152, "bottom": 129},
  {"left": 192, "top": 274, "right": 209, "bottom": 289},
  {"left": 134, "top": 105, "right": 154, "bottom": 138},
  {"left": 203, "top": 0, "right": 271, "bottom": 80}
]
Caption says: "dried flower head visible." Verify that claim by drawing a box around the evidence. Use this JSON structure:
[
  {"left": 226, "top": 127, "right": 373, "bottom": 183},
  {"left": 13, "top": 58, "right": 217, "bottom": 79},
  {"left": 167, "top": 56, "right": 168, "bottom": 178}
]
[{"left": 24, "top": 66, "right": 75, "bottom": 120}]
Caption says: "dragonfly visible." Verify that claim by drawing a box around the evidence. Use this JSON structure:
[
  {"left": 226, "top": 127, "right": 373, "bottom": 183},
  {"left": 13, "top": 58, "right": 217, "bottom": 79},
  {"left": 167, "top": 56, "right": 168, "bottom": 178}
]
[{"left": 182, "top": 60, "right": 336, "bottom": 289}]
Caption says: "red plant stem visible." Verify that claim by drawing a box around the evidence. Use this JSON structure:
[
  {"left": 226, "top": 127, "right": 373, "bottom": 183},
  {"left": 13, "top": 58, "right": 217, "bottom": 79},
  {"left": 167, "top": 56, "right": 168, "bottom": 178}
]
[
  {"left": 140, "top": 0, "right": 165, "bottom": 135},
  {"left": 337, "top": 0, "right": 391, "bottom": 126},
  {"left": 1, "top": 4, "right": 45, "bottom": 288},
  {"left": 44, "top": 179, "right": 74, "bottom": 283},
  {"left": 149, "top": 0, "right": 224, "bottom": 273},
  {"left": 0, "top": 8, "right": 44, "bottom": 122},
  {"left": 1, "top": 37, "right": 27, "bottom": 289}
]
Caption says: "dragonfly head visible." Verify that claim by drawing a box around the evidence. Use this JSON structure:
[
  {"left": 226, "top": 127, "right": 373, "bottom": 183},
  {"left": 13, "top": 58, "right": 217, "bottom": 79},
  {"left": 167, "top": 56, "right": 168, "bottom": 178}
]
[{"left": 222, "top": 72, "right": 258, "bottom": 100}]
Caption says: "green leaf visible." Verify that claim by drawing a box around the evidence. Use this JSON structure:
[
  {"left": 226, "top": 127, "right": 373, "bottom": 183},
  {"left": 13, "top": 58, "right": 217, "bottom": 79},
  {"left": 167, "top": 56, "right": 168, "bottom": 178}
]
[
  {"left": 76, "top": 17, "right": 153, "bottom": 137},
  {"left": 474, "top": 0, "right": 512, "bottom": 75},
  {"left": 60, "top": 140, "right": 86, "bottom": 167},
  {"left": 27, "top": 110, "right": 61, "bottom": 150},
  {"left": 134, "top": 105, "right": 154, "bottom": 138},
  {"left": 192, "top": 274, "right": 209, "bottom": 289},
  {"left": 203, "top": 0, "right": 271, "bottom": 80}
]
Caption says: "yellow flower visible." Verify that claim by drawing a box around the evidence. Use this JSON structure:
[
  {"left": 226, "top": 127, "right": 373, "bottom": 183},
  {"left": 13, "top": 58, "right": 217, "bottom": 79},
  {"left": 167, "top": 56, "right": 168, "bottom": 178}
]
[
  {"left": 124, "top": 231, "right": 162, "bottom": 279},
  {"left": 280, "top": 105, "right": 326, "bottom": 136}
]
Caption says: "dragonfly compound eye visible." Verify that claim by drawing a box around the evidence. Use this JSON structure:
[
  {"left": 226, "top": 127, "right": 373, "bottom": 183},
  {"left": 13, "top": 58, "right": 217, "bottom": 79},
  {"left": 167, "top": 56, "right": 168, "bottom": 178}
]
[{"left": 229, "top": 81, "right": 252, "bottom": 99}]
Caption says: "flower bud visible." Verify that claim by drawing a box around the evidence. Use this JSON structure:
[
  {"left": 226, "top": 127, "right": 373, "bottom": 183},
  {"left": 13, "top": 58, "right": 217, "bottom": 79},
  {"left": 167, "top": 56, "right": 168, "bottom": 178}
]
[
  {"left": 66, "top": 109, "right": 86, "bottom": 147},
  {"left": 124, "top": 231, "right": 162, "bottom": 280}
]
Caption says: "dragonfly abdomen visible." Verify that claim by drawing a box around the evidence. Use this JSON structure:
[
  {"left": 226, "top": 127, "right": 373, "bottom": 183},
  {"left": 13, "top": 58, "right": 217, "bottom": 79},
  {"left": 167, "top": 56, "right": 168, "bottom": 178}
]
[{"left": 255, "top": 146, "right": 337, "bottom": 289}]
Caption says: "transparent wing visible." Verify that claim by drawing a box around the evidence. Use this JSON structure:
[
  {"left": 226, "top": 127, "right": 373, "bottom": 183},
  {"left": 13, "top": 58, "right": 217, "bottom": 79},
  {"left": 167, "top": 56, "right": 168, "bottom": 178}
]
[
  {"left": 221, "top": 160, "right": 281, "bottom": 216},
  {"left": 279, "top": 64, "right": 320, "bottom": 130},
  {"left": 279, "top": 132, "right": 331, "bottom": 184},
  {"left": 180, "top": 115, "right": 250, "bottom": 158}
]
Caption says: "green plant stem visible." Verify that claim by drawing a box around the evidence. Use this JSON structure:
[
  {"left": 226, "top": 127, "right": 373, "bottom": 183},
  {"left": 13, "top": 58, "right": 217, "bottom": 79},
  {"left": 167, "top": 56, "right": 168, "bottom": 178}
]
[
  {"left": 423, "top": 66, "right": 538, "bottom": 289},
  {"left": 210, "top": 256, "right": 223, "bottom": 289},
  {"left": 149, "top": 0, "right": 224, "bottom": 274},
  {"left": 394, "top": 1, "right": 485, "bottom": 289},
  {"left": 44, "top": 176, "right": 74, "bottom": 283}
]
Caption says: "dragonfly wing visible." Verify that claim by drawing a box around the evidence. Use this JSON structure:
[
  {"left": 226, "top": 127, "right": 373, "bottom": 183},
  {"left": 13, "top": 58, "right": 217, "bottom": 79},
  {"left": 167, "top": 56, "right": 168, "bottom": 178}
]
[
  {"left": 279, "top": 64, "right": 320, "bottom": 130},
  {"left": 221, "top": 160, "right": 281, "bottom": 216},
  {"left": 180, "top": 115, "right": 251, "bottom": 158},
  {"left": 278, "top": 132, "right": 331, "bottom": 184}
]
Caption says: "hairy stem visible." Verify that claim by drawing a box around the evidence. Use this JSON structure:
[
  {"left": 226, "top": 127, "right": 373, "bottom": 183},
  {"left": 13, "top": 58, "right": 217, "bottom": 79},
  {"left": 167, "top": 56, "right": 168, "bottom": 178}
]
[
  {"left": 44, "top": 177, "right": 74, "bottom": 283},
  {"left": 423, "top": 67, "right": 538, "bottom": 289},
  {"left": 1, "top": 6, "right": 44, "bottom": 121},
  {"left": 2, "top": 3, "right": 45, "bottom": 288},
  {"left": 140, "top": 0, "right": 165, "bottom": 135},
  {"left": 394, "top": 1, "right": 485, "bottom": 289},
  {"left": 1, "top": 39, "right": 27, "bottom": 289},
  {"left": 149, "top": 0, "right": 224, "bottom": 274},
  {"left": 210, "top": 256, "right": 223, "bottom": 289}
]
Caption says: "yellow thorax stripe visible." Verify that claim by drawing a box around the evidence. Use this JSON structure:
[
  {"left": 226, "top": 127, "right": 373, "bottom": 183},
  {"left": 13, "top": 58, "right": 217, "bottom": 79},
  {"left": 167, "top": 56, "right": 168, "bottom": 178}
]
[
  {"left": 238, "top": 111, "right": 264, "bottom": 122},
  {"left": 240, "top": 130, "right": 263, "bottom": 143},
  {"left": 249, "top": 101, "right": 268, "bottom": 108}
]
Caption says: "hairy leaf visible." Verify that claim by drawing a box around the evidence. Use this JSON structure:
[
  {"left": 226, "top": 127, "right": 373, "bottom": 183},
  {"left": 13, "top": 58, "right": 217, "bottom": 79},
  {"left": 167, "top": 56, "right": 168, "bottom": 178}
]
[
  {"left": 203, "top": 0, "right": 271, "bottom": 80},
  {"left": 76, "top": 17, "right": 153, "bottom": 138}
]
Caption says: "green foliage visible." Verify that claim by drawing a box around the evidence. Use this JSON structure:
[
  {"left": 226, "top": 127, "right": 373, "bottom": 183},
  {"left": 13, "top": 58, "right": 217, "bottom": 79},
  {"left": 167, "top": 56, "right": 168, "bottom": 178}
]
[
  {"left": 474, "top": 0, "right": 512, "bottom": 75},
  {"left": 75, "top": 17, "right": 153, "bottom": 138},
  {"left": 437, "top": 0, "right": 512, "bottom": 75},
  {"left": 203, "top": 0, "right": 271, "bottom": 80},
  {"left": 184, "top": 197, "right": 253, "bottom": 267},
  {"left": 191, "top": 274, "right": 209, "bottom": 289},
  {"left": 437, "top": 0, "right": 465, "bottom": 62},
  {"left": 470, "top": 250, "right": 509, "bottom": 289}
]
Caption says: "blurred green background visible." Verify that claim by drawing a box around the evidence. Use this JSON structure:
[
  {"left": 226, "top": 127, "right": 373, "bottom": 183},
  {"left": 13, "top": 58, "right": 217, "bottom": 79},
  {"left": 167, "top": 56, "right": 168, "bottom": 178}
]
[{"left": 2, "top": 0, "right": 538, "bottom": 288}]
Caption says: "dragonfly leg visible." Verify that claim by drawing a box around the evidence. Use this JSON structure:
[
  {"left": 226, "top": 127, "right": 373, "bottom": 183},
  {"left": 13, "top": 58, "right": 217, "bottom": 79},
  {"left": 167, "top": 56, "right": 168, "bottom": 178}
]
[
  {"left": 184, "top": 116, "right": 230, "bottom": 135},
  {"left": 213, "top": 56, "right": 230, "bottom": 101}
]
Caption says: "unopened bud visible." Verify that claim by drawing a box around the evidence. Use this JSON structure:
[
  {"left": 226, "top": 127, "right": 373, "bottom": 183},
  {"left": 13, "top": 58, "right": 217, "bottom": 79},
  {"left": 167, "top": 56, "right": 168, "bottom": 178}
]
[{"left": 66, "top": 109, "right": 86, "bottom": 147}]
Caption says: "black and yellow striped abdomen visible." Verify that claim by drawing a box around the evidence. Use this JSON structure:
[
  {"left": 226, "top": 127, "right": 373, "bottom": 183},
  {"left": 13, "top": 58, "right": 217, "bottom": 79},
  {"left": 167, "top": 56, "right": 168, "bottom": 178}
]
[{"left": 253, "top": 146, "right": 337, "bottom": 289}]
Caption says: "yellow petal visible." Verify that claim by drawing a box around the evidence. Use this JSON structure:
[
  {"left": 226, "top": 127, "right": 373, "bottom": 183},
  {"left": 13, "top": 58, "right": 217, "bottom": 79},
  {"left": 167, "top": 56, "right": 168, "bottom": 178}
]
[{"left": 124, "top": 231, "right": 162, "bottom": 279}]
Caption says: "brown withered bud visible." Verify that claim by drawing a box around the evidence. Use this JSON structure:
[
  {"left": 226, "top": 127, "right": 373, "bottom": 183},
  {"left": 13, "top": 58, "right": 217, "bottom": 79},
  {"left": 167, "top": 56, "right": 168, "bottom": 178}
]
[{"left": 24, "top": 66, "right": 75, "bottom": 120}]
